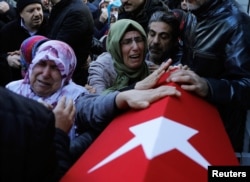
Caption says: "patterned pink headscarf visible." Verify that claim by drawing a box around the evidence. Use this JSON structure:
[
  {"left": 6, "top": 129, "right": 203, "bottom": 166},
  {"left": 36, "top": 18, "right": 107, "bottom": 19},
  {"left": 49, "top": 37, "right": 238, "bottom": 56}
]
[
  {"left": 6, "top": 40, "right": 88, "bottom": 107},
  {"left": 27, "top": 40, "right": 77, "bottom": 86},
  {"left": 20, "top": 35, "right": 49, "bottom": 77}
]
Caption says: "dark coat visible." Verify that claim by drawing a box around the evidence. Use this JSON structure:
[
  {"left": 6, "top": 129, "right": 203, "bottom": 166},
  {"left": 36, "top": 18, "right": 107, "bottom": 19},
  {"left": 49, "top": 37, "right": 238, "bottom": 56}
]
[
  {"left": 175, "top": 0, "right": 250, "bottom": 152},
  {"left": 0, "top": 18, "right": 48, "bottom": 86},
  {"left": 47, "top": 0, "right": 94, "bottom": 86},
  {"left": 118, "top": 0, "right": 167, "bottom": 31},
  {"left": 0, "top": 0, "right": 17, "bottom": 29},
  {"left": 0, "top": 87, "right": 71, "bottom": 182}
]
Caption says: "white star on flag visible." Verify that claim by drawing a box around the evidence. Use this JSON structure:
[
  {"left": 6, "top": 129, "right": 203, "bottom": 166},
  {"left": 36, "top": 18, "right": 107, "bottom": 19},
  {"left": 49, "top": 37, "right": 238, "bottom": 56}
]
[{"left": 88, "top": 116, "right": 211, "bottom": 173}]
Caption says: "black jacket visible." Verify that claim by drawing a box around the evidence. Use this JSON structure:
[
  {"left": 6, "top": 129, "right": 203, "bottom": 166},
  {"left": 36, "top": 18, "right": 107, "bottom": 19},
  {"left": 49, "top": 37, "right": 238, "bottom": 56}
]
[
  {"left": 118, "top": 0, "right": 167, "bottom": 31},
  {"left": 0, "top": 0, "right": 17, "bottom": 29},
  {"left": 0, "top": 17, "right": 48, "bottom": 86},
  {"left": 47, "top": 0, "right": 94, "bottom": 86},
  {"left": 175, "top": 0, "right": 250, "bottom": 152},
  {"left": 0, "top": 87, "right": 71, "bottom": 182}
]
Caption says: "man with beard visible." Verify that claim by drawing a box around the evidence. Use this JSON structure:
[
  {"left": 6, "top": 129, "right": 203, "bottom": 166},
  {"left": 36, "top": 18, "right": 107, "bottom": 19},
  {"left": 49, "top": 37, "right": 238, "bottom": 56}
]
[
  {"left": 0, "top": 0, "right": 47, "bottom": 86},
  {"left": 146, "top": 10, "right": 182, "bottom": 73},
  {"left": 167, "top": 0, "right": 250, "bottom": 153}
]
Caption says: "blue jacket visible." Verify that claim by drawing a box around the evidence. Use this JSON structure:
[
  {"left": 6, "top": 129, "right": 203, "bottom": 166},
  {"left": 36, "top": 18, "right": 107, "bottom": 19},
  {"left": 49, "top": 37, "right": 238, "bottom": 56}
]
[{"left": 71, "top": 91, "right": 120, "bottom": 161}]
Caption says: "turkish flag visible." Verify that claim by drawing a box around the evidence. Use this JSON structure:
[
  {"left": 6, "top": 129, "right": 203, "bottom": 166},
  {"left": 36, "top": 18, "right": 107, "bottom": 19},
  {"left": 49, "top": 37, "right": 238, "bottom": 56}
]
[{"left": 61, "top": 72, "right": 239, "bottom": 182}]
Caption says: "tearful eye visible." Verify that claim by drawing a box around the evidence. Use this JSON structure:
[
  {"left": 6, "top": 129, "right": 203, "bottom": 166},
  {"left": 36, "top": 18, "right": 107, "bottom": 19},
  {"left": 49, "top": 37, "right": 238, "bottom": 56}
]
[
  {"left": 148, "top": 30, "right": 156, "bottom": 37},
  {"left": 37, "top": 61, "right": 46, "bottom": 67},
  {"left": 120, "top": 36, "right": 145, "bottom": 45},
  {"left": 51, "top": 65, "right": 58, "bottom": 70},
  {"left": 160, "top": 33, "right": 171, "bottom": 40}
]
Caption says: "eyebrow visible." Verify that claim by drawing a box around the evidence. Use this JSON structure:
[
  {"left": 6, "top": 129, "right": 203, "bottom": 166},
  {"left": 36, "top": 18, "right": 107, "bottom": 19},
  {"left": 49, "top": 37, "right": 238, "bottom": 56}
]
[
  {"left": 122, "top": 35, "right": 142, "bottom": 40},
  {"left": 149, "top": 29, "right": 169, "bottom": 34}
]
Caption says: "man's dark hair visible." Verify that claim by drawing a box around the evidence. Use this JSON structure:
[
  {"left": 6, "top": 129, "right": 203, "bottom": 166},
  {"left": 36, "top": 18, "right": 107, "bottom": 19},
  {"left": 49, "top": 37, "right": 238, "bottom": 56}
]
[{"left": 147, "top": 11, "right": 180, "bottom": 41}]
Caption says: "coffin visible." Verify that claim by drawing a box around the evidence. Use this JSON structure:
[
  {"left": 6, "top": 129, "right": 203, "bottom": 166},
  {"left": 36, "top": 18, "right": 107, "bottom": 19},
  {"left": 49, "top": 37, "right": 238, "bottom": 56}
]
[{"left": 61, "top": 72, "right": 238, "bottom": 182}]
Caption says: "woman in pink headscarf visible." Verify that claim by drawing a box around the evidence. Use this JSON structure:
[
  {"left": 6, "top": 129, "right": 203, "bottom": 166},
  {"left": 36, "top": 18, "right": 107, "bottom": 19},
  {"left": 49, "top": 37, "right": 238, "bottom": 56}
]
[
  {"left": 6, "top": 39, "right": 88, "bottom": 109},
  {"left": 6, "top": 38, "right": 89, "bottom": 140}
]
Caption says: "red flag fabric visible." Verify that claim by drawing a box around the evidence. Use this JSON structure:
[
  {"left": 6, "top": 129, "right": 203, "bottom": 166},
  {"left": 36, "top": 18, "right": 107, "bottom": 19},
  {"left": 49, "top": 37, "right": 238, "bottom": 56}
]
[{"left": 61, "top": 72, "right": 239, "bottom": 182}]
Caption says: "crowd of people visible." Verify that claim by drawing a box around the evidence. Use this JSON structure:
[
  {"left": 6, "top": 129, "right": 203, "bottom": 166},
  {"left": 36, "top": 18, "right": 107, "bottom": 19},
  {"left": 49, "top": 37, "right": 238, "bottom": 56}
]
[{"left": 1, "top": 0, "right": 250, "bottom": 181}]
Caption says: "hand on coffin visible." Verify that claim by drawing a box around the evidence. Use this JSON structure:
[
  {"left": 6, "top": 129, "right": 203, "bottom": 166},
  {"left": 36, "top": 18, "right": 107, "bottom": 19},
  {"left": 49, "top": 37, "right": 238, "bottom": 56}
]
[
  {"left": 115, "top": 85, "right": 181, "bottom": 110},
  {"left": 166, "top": 69, "right": 209, "bottom": 97},
  {"left": 135, "top": 59, "right": 172, "bottom": 90}
]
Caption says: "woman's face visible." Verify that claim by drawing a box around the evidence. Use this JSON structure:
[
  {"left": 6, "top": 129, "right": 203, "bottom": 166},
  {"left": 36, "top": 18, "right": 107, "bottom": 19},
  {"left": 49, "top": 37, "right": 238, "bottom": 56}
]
[
  {"left": 30, "top": 60, "right": 62, "bottom": 97},
  {"left": 120, "top": 30, "right": 145, "bottom": 69}
]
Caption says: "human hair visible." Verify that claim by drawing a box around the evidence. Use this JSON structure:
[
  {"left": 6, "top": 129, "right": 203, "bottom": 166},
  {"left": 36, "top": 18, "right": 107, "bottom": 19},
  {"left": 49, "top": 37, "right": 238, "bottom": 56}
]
[{"left": 147, "top": 11, "right": 180, "bottom": 41}]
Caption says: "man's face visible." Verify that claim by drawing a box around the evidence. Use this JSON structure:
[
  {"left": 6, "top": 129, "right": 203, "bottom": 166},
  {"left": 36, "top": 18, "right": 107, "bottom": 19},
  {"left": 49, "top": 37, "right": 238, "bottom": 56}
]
[
  {"left": 147, "top": 21, "right": 175, "bottom": 64},
  {"left": 20, "top": 3, "right": 43, "bottom": 30},
  {"left": 181, "top": 0, "right": 207, "bottom": 11},
  {"left": 121, "top": 0, "right": 145, "bottom": 13}
]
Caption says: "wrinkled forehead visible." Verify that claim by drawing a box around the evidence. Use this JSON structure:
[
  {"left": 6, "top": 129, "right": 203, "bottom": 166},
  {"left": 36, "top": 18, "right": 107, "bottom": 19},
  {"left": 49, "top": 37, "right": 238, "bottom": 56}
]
[
  {"left": 36, "top": 41, "right": 76, "bottom": 65},
  {"left": 182, "top": 0, "right": 207, "bottom": 4},
  {"left": 31, "top": 40, "right": 77, "bottom": 75},
  {"left": 148, "top": 21, "right": 174, "bottom": 33},
  {"left": 122, "top": 30, "right": 142, "bottom": 40}
]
